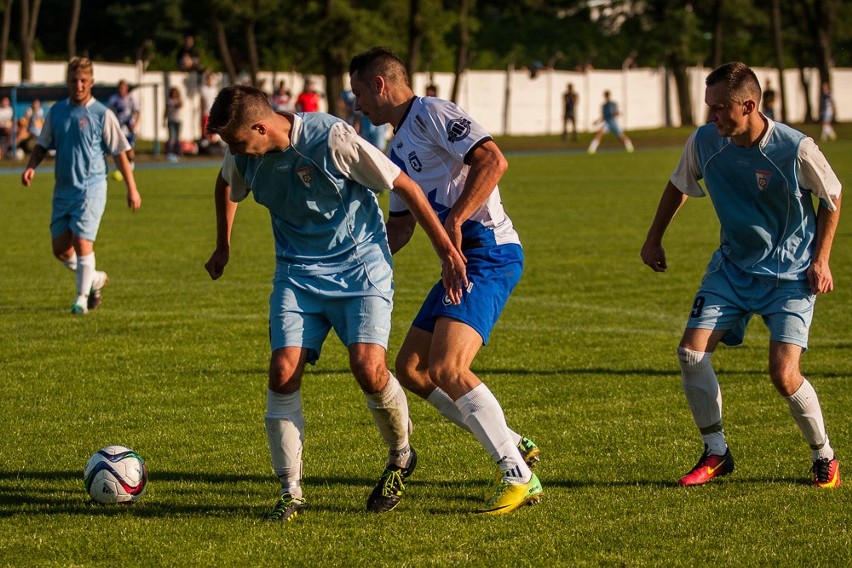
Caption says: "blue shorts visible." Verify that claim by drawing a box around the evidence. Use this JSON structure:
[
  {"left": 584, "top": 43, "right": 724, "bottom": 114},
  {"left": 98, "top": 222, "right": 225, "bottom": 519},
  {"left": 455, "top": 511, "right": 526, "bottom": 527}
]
[
  {"left": 412, "top": 244, "right": 523, "bottom": 345},
  {"left": 603, "top": 119, "right": 623, "bottom": 136},
  {"left": 50, "top": 188, "right": 107, "bottom": 241},
  {"left": 269, "top": 250, "right": 394, "bottom": 364},
  {"left": 687, "top": 251, "right": 815, "bottom": 349}
]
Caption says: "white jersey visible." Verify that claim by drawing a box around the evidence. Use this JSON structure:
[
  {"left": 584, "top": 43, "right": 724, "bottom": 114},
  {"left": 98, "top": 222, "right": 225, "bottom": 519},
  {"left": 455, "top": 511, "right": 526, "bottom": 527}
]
[{"left": 387, "top": 96, "right": 520, "bottom": 249}]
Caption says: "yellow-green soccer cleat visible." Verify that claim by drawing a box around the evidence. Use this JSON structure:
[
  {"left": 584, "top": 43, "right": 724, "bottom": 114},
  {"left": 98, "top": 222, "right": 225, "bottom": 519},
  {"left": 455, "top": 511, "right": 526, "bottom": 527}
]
[
  {"left": 478, "top": 473, "right": 542, "bottom": 515},
  {"left": 266, "top": 493, "right": 305, "bottom": 522}
]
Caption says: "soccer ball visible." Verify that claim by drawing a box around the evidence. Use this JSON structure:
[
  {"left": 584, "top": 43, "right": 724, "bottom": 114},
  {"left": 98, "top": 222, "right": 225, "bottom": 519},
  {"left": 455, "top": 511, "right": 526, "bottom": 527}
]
[{"left": 84, "top": 445, "right": 148, "bottom": 504}]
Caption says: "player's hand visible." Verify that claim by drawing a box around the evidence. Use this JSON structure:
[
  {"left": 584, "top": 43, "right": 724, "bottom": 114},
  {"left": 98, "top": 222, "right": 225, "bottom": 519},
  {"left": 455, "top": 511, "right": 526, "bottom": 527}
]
[
  {"left": 21, "top": 168, "right": 35, "bottom": 187},
  {"left": 127, "top": 188, "right": 142, "bottom": 211},
  {"left": 807, "top": 260, "right": 834, "bottom": 294},
  {"left": 205, "top": 249, "right": 230, "bottom": 280},
  {"left": 440, "top": 246, "right": 468, "bottom": 305},
  {"left": 641, "top": 241, "right": 667, "bottom": 272}
]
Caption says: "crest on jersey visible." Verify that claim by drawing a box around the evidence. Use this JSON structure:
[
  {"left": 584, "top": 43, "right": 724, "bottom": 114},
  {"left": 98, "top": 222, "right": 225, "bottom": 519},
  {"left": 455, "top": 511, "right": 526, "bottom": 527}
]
[
  {"left": 442, "top": 281, "right": 474, "bottom": 306},
  {"left": 754, "top": 169, "right": 772, "bottom": 191},
  {"left": 447, "top": 118, "right": 471, "bottom": 142},
  {"left": 78, "top": 117, "right": 89, "bottom": 130},
  {"left": 407, "top": 151, "right": 422, "bottom": 172},
  {"left": 297, "top": 166, "right": 313, "bottom": 187}
]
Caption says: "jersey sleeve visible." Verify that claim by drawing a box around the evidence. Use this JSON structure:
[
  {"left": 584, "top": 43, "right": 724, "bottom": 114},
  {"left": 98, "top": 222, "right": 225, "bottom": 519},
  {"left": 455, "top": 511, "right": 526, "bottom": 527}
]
[
  {"left": 328, "top": 121, "right": 401, "bottom": 192},
  {"left": 102, "top": 109, "right": 132, "bottom": 155},
  {"left": 798, "top": 137, "right": 842, "bottom": 211},
  {"left": 669, "top": 130, "right": 706, "bottom": 197},
  {"left": 220, "top": 151, "right": 251, "bottom": 202}
]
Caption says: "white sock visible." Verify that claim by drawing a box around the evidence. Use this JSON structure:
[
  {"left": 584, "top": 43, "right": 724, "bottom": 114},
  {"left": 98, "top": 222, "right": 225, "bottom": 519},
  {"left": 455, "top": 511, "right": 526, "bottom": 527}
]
[
  {"left": 457, "top": 384, "right": 530, "bottom": 483},
  {"left": 364, "top": 373, "right": 411, "bottom": 468},
  {"left": 265, "top": 389, "right": 305, "bottom": 496},
  {"left": 75, "top": 253, "right": 96, "bottom": 307},
  {"left": 426, "top": 387, "right": 522, "bottom": 445},
  {"left": 588, "top": 138, "right": 600, "bottom": 153},
  {"left": 678, "top": 346, "right": 727, "bottom": 456},
  {"left": 785, "top": 378, "right": 834, "bottom": 461},
  {"left": 60, "top": 253, "right": 78, "bottom": 272},
  {"left": 624, "top": 139, "right": 634, "bottom": 151}
]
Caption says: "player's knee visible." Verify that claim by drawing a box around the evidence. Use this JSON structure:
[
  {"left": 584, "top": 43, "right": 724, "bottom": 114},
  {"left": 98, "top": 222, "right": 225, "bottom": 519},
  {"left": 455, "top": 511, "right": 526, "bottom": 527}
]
[{"left": 268, "top": 357, "right": 301, "bottom": 394}]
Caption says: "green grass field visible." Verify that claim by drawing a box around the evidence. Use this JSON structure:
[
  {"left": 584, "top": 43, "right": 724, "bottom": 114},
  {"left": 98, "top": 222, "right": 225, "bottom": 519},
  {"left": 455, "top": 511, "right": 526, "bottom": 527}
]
[{"left": 1, "top": 138, "right": 850, "bottom": 567}]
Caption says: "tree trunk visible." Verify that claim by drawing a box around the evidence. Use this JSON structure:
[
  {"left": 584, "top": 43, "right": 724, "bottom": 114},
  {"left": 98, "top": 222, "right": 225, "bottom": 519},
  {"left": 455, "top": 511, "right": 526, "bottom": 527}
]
[
  {"left": 67, "top": 0, "right": 81, "bottom": 59},
  {"left": 795, "top": 57, "right": 814, "bottom": 123},
  {"left": 711, "top": 0, "right": 724, "bottom": 69},
  {"left": 450, "top": 0, "right": 470, "bottom": 103},
  {"left": 769, "top": 0, "right": 787, "bottom": 122},
  {"left": 798, "top": 0, "right": 837, "bottom": 87},
  {"left": 670, "top": 63, "right": 694, "bottom": 127},
  {"left": 0, "top": 0, "right": 14, "bottom": 85},
  {"left": 406, "top": 0, "right": 422, "bottom": 80},
  {"left": 213, "top": 15, "right": 237, "bottom": 85},
  {"left": 245, "top": 18, "right": 260, "bottom": 88},
  {"left": 19, "top": 0, "right": 41, "bottom": 82}
]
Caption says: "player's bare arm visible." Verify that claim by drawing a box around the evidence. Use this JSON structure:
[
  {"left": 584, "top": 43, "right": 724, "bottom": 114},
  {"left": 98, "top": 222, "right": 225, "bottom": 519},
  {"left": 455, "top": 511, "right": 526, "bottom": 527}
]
[
  {"left": 391, "top": 171, "right": 468, "bottom": 304},
  {"left": 112, "top": 152, "right": 141, "bottom": 211},
  {"left": 444, "top": 141, "right": 508, "bottom": 251},
  {"left": 641, "top": 181, "right": 689, "bottom": 272},
  {"left": 808, "top": 195, "right": 842, "bottom": 294},
  {"left": 21, "top": 145, "right": 48, "bottom": 186},
  {"left": 205, "top": 171, "right": 238, "bottom": 280},
  {"left": 386, "top": 213, "right": 416, "bottom": 255}
]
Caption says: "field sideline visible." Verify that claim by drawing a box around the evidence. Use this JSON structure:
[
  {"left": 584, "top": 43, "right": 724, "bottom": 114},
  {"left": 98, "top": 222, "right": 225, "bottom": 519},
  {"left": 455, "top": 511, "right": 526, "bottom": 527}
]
[{"left": 0, "top": 136, "right": 849, "bottom": 566}]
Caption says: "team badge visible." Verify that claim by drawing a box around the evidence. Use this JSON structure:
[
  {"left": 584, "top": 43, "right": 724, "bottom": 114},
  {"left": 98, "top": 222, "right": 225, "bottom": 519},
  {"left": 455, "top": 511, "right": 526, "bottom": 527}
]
[
  {"left": 447, "top": 118, "right": 471, "bottom": 142},
  {"left": 407, "top": 151, "right": 422, "bottom": 172},
  {"left": 297, "top": 166, "right": 313, "bottom": 187},
  {"left": 78, "top": 117, "right": 89, "bottom": 130},
  {"left": 754, "top": 169, "right": 772, "bottom": 191},
  {"left": 442, "top": 281, "right": 474, "bottom": 306}
]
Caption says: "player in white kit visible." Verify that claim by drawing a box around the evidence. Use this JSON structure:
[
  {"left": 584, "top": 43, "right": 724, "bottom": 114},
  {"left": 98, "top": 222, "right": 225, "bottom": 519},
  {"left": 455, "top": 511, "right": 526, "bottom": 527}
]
[{"left": 350, "top": 48, "right": 542, "bottom": 515}]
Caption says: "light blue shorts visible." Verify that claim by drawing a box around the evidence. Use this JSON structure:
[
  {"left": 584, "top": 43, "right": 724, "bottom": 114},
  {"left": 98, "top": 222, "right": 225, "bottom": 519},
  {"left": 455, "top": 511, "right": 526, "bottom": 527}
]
[
  {"left": 50, "top": 188, "right": 107, "bottom": 241},
  {"left": 687, "top": 252, "right": 815, "bottom": 349},
  {"left": 269, "top": 251, "right": 394, "bottom": 364},
  {"left": 411, "top": 244, "right": 523, "bottom": 345}
]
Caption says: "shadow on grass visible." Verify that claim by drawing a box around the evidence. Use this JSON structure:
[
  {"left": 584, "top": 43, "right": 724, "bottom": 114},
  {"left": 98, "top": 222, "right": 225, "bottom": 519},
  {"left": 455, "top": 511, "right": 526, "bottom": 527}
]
[{"left": 0, "top": 468, "right": 815, "bottom": 519}]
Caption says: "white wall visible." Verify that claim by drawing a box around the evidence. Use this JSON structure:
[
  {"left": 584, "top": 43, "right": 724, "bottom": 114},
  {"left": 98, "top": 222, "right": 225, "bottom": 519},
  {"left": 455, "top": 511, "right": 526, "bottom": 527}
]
[{"left": 4, "top": 60, "right": 848, "bottom": 144}]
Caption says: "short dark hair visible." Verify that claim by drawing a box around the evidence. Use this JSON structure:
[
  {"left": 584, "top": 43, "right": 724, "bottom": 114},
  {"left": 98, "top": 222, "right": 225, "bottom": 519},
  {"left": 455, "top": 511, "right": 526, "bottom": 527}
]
[
  {"left": 349, "top": 47, "right": 409, "bottom": 87},
  {"left": 706, "top": 61, "right": 761, "bottom": 103},
  {"left": 207, "top": 85, "right": 272, "bottom": 138}
]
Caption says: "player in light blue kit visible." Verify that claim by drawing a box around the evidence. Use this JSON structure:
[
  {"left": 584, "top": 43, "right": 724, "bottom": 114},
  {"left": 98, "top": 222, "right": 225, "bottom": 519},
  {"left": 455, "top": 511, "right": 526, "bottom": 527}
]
[
  {"left": 642, "top": 62, "right": 842, "bottom": 489},
  {"left": 22, "top": 57, "right": 141, "bottom": 314},
  {"left": 587, "top": 90, "right": 634, "bottom": 154},
  {"left": 349, "top": 47, "right": 542, "bottom": 515},
  {"left": 203, "top": 85, "right": 467, "bottom": 522}
]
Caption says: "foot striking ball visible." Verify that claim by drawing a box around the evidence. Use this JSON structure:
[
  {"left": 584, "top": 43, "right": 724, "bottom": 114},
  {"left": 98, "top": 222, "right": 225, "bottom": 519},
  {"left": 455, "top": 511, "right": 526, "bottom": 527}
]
[{"left": 84, "top": 445, "right": 148, "bottom": 504}]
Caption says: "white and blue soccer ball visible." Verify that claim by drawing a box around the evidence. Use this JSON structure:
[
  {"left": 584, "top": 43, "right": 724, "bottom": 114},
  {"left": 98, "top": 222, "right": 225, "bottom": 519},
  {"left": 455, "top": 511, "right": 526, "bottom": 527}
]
[{"left": 84, "top": 445, "right": 148, "bottom": 504}]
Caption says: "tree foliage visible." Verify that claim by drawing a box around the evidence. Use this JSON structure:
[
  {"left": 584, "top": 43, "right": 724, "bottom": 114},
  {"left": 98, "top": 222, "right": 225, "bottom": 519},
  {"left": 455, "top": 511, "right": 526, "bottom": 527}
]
[{"left": 2, "top": 0, "right": 852, "bottom": 81}]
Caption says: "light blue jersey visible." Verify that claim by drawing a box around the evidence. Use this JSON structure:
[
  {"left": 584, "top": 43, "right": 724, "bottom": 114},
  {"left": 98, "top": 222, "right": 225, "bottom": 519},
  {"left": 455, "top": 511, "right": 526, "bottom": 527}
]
[
  {"left": 671, "top": 120, "right": 841, "bottom": 282},
  {"left": 221, "top": 113, "right": 401, "bottom": 279},
  {"left": 220, "top": 112, "right": 403, "bottom": 359},
  {"left": 37, "top": 97, "right": 129, "bottom": 197}
]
